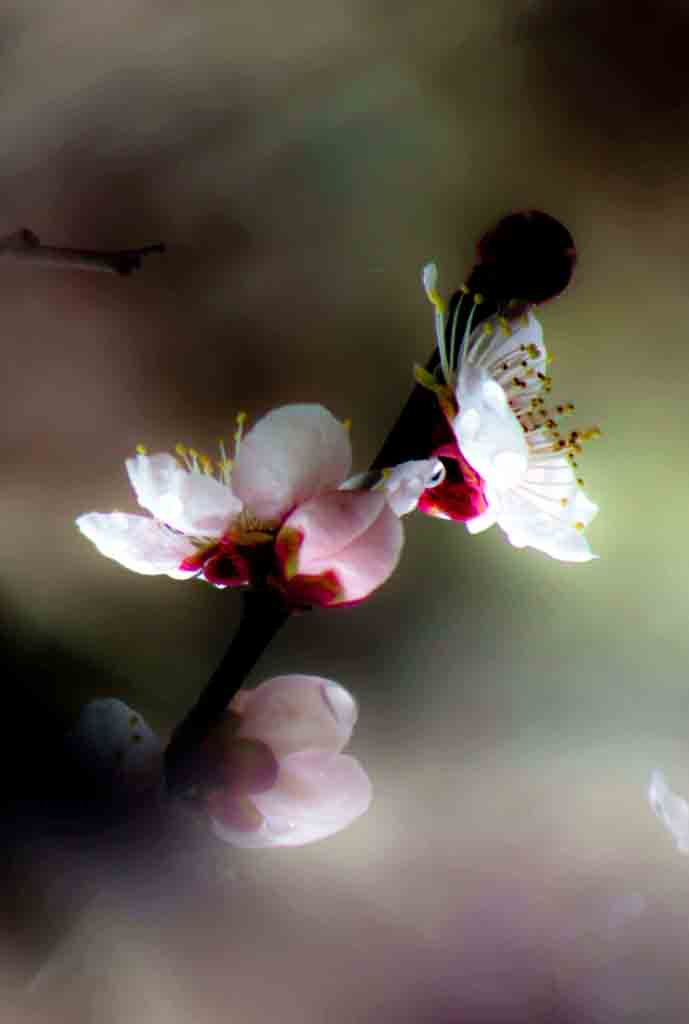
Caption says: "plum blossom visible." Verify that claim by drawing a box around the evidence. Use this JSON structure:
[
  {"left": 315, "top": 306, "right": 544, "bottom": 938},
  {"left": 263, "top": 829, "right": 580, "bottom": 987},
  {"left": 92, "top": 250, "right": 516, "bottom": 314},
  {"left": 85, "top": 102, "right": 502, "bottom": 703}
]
[
  {"left": 204, "top": 674, "right": 371, "bottom": 848},
  {"left": 77, "top": 405, "right": 442, "bottom": 607},
  {"left": 648, "top": 770, "right": 689, "bottom": 853},
  {"left": 416, "top": 263, "right": 599, "bottom": 562}
]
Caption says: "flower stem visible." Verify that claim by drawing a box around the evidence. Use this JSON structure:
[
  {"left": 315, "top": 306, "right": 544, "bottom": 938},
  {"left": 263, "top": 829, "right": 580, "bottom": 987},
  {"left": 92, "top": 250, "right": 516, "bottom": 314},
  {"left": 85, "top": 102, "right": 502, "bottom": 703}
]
[
  {"left": 0, "top": 229, "right": 165, "bottom": 275},
  {"left": 164, "top": 589, "right": 291, "bottom": 794}
]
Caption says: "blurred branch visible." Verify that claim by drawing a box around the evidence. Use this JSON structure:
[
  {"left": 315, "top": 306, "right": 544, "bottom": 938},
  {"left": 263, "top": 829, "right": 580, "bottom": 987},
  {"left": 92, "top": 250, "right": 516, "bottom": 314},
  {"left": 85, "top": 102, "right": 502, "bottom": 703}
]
[{"left": 0, "top": 229, "right": 165, "bottom": 275}]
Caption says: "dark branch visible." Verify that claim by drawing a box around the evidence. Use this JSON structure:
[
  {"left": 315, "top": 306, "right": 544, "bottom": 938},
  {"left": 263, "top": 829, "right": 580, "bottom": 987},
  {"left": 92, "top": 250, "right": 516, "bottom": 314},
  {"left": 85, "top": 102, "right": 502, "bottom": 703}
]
[{"left": 0, "top": 230, "right": 165, "bottom": 275}]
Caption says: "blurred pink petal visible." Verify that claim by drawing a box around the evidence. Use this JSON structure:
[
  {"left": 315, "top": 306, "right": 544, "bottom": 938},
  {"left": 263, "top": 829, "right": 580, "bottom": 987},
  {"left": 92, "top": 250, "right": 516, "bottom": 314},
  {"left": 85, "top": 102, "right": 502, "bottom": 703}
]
[
  {"left": 126, "top": 452, "right": 241, "bottom": 537},
  {"left": 206, "top": 790, "right": 265, "bottom": 833},
  {"left": 76, "top": 512, "right": 197, "bottom": 576},
  {"left": 235, "top": 674, "right": 358, "bottom": 757},
  {"left": 210, "top": 677, "right": 371, "bottom": 848},
  {"left": 220, "top": 737, "right": 279, "bottom": 795},
  {"left": 252, "top": 750, "right": 372, "bottom": 847},
  {"left": 232, "top": 404, "right": 352, "bottom": 523}
]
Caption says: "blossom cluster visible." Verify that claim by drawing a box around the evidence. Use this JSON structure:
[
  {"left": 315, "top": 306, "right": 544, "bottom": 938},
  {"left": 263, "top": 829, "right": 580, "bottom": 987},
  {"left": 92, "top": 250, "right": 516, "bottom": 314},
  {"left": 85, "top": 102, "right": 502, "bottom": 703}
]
[{"left": 75, "top": 216, "right": 602, "bottom": 849}]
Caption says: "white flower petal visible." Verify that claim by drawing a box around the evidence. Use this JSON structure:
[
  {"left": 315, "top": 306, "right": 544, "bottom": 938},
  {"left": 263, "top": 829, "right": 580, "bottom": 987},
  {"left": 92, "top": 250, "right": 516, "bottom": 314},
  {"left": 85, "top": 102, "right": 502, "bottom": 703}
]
[
  {"left": 453, "top": 367, "right": 529, "bottom": 489},
  {"left": 232, "top": 404, "right": 352, "bottom": 523},
  {"left": 486, "top": 481, "right": 597, "bottom": 562},
  {"left": 126, "top": 452, "right": 241, "bottom": 537},
  {"left": 380, "top": 458, "right": 446, "bottom": 517},
  {"left": 76, "top": 512, "right": 197, "bottom": 576},
  {"left": 649, "top": 770, "right": 689, "bottom": 853}
]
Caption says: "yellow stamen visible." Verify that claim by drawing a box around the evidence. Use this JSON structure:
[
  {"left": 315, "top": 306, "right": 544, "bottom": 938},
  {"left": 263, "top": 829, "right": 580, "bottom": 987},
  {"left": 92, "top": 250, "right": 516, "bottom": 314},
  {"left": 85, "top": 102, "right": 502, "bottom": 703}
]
[
  {"left": 428, "top": 288, "right": 446, "bottom": 314},
  {"left": 414, "top": 363, "right": 443, "bottom": 393},
  {"left": 135, "top": 443, "right": 147, "bottom": 455}
]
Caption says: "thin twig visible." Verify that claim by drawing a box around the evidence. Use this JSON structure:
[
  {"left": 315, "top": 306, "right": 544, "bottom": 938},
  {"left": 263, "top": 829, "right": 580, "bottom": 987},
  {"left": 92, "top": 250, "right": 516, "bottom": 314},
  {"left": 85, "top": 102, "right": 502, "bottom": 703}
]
[{"left": 0, "top": 229, "right": 165, "bottom": 275}]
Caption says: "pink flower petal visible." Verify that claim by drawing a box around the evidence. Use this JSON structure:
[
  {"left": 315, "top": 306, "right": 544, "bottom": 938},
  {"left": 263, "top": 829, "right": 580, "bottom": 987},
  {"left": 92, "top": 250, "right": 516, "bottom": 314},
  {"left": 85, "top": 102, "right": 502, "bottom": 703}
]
[
  {"left": 278, "top": 492, "right": 403, "bottom": 605},
  {"left": 251, "top": 750, "right": 372, "bottom": 847},
  {"left": 278, "top": 490, "right": 385, "bottom": 569},
  {"left": 236, "top": 675, "right": 358, "bottom": 757},
  {"left": 206, "top": 790, "right": 265, "bottom": 833},
  {"left": 76, "top": 512, "right": 197, "bottom": 577},
  {"left": 220, "top": 737, "right": 279, "bottom": 795},
  {"left": 231, "top": 405, "right": 352, "bottom": 524},
  {"left": 126, "top": 453, "right": 241, "bottom": 537}
]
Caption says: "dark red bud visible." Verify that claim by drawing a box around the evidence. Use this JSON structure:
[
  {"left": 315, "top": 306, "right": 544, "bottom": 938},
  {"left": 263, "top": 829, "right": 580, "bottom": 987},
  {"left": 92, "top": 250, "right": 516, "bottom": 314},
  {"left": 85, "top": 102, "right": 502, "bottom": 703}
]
[{"left": 469, "top": 210, "right": 576, "bottom": 308}]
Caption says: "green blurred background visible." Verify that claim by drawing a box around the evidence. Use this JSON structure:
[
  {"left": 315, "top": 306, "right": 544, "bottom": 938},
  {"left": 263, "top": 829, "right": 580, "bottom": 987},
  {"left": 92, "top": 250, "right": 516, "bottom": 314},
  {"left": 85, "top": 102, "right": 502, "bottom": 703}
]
[{"left": 4, "top": 0, "right": 689, "bottom": 1020}]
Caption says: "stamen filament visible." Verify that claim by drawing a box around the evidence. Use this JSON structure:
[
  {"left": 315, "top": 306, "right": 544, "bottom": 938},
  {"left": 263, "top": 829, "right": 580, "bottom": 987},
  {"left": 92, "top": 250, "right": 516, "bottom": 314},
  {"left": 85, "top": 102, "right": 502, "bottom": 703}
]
[{"left": 447, "top": 291, "right": 466, "bottom": 378}]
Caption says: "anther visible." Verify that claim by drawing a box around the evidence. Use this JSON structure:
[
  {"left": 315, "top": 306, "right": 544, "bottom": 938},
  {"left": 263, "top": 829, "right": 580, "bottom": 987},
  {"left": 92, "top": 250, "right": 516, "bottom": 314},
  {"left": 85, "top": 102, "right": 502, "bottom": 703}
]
[{"left": 135, "top": 443, "right": 147, "bottom": 455}]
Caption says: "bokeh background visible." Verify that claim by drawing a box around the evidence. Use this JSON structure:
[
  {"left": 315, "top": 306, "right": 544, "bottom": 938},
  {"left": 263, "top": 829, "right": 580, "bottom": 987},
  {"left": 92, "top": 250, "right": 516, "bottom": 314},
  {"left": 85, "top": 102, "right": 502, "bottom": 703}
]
[{"left": 3, "top": 0, "right": 689, "bottom": 1020}]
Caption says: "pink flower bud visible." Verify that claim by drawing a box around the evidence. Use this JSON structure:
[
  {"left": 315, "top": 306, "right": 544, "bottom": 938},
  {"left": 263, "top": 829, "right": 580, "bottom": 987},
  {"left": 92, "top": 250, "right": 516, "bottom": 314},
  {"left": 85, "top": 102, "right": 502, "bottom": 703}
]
[{"left": 207, "top": 675, "right": 371, "bottom": 848}]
